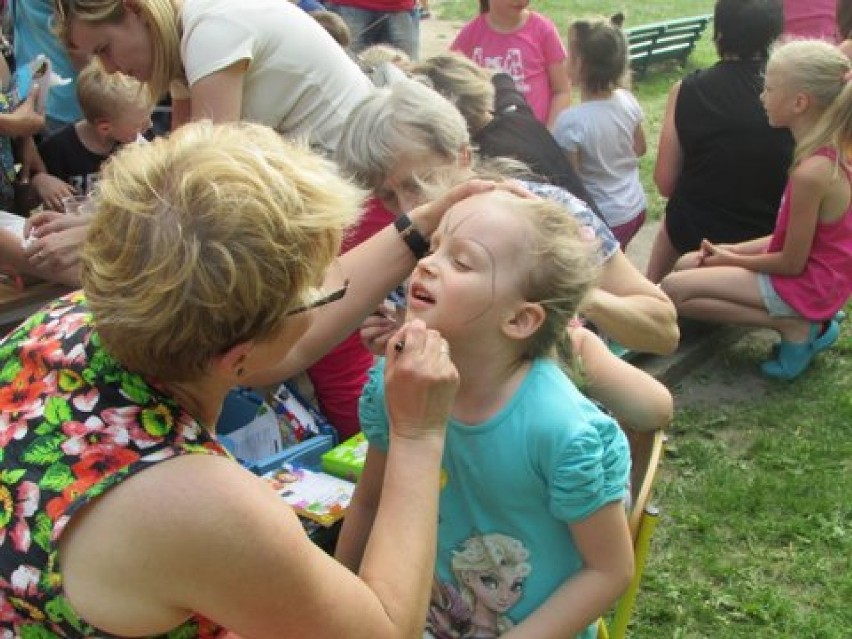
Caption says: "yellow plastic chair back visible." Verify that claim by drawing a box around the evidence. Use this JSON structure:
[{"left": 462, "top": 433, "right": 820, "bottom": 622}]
[{"left": 598, "top": 429, "right": 666, "bottom": 639}]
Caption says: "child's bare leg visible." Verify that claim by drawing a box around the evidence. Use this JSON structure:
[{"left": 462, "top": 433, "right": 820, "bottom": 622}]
[{"left": 661, "top": 266, "right": 813, "bottom": 341}]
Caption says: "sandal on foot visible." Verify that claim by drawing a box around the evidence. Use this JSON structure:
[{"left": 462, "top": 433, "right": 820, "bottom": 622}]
[
  {"left": 813, "top": 319, "right": 840, "bottom": 352},
  {"left": 769, "top": 319, "right": 840, "bottom": 359},
  {"left": 762, "top": 321, "right": 836, "bottom": 380},
  {"left": 761, "top": 339, "right": 815, "bottom": 380}
]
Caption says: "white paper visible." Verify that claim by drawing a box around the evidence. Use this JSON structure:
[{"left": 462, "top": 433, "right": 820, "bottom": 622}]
[{"left": 221, "top": 408, "right": 283, "bottom": 463}]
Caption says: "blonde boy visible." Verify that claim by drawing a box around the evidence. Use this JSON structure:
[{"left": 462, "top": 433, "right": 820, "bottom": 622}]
[{"left": 32, "top": 61, "right": 153, "bottom": 199}]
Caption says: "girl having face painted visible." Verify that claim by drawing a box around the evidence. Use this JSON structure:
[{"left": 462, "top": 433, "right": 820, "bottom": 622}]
[{"left": 337, "top": 190, "right": 637, "bottom": 639}]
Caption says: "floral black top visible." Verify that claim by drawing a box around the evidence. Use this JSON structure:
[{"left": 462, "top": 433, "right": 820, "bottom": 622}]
[{"left": 0, "top": 293, "right": 229, "bottom": 638}]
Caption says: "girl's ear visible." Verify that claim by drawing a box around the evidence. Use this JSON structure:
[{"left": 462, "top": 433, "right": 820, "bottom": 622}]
[
  {"left": 503, "top": 302, "right": 546, "bottom": 341},
  {"left": 792, "top": 90, "right": 811, "bottom": 115}
]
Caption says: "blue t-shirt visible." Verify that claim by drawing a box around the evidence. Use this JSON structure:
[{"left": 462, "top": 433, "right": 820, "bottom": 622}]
[
  {"left": 360, "top": 358, "right": 630, "bottom": 638},
  {"left": 13, "top": 0, "right": 81, "bottom": 125}
]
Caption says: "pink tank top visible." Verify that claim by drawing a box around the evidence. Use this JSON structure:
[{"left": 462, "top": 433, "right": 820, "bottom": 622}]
[{"left": 769, "top": 147, "right": 852, "bottom": 320}]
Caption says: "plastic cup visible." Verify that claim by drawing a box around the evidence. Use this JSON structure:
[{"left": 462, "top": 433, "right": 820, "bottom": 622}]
[{"left": 62, "top": 195, "right": 92, "bottom": 216}]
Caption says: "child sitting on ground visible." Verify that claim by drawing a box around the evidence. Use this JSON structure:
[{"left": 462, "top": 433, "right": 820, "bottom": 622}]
[
  {"left": 661, "top": 39, "right": 852, "bottom": 380},
  {"left": 337, "top": 190, "right": 635, "bottom": 638},
  {"left": 31, "top": 61, "right": 153, "bottom": 208},
  {"left": 553, "top": 15, "right": 648, "bottom": 249}
]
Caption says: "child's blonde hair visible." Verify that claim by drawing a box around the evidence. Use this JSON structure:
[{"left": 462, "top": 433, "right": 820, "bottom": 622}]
[
  {"left": 452, "top": 190, "right": 600, "bottom": 360},
  {"left": 481, "top": 192, "right": 600, "bottom": 362},
  {"left": 568, "top": 14, "right": 630, "bottom": 93},
  {"left": 359, "top": 43, "right": 411, "bottom": 68},
  {"left": 408, "top": 53, "right": 495, "bottom": 136},
  {"left": 768, "top": 39, "right": 852, "bottom": 165},
  {"left": 310, "top": 10, "right": 352, "bottom": 48},
  {"left": 76, "top": 61, "right": 151, "bottom": 124}
]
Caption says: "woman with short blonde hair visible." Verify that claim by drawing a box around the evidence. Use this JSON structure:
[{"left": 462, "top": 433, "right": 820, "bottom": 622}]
[{"left": 0, "top": 119, "right": 495, "bottom": 638}]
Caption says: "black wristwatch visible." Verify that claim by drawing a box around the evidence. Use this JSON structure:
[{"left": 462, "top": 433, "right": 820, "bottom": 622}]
[{"left": 394, "top": 214, "right": 430, "bottom": 259}]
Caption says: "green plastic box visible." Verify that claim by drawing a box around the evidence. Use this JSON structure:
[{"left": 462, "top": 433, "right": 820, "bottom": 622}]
[{"left": 321, "top": 432, "right": 368, "bottom": 481}]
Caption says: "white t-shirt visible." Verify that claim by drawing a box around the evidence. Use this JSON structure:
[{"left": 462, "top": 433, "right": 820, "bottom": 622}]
[
  {"left": 552, "top": 89, "right": 646, "bottom": 227},
  {"left": 175, "top": 0, "right": 374, "bottom": 152}
]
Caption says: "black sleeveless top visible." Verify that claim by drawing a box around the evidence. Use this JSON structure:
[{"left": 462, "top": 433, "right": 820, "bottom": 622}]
[{"left": 665, "top": 59, "right": 794, "bottom": 253}]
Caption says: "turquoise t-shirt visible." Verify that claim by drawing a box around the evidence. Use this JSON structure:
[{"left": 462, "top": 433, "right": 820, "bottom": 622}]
[
  {"left": 13, "top": 0, "right": 81, "bottom": 125},
  {"left": 360, "top": 358, "right": 630, "bottom": 638}
]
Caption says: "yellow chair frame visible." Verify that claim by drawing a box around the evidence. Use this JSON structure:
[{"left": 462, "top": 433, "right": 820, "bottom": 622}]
[{"left": 598, "top": 429, "right": 666, "bottom": 639}]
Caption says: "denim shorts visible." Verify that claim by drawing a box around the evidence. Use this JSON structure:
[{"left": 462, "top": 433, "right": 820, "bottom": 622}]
[{"left": 757, "top": 273, "right": 800, "bottom": 318}]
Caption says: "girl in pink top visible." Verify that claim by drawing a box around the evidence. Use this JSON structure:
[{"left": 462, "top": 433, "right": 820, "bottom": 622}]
[
  {"left": 451, "top": 0, "right": 571, "bottom": 127},
  {"left": 661, "top": 39, "right": 852, "bottom": 380},
  {"left": 783, "top": 0, "right": 838, "bottom": 40}
]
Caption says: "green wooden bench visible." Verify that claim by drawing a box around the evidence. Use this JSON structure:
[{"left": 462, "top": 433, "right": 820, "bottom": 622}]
[{"left": 626, "top": 14, "right": 713, "bottom": 78}]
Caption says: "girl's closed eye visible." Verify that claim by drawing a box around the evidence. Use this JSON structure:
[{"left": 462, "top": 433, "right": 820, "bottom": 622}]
[{"left": 451, "top": 253, "right": 472, "bottom": 270}]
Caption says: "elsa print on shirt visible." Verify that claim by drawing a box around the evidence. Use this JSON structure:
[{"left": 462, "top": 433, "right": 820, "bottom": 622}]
[{"left": 426, "top": 533, "right": 531, "bottom": 638}]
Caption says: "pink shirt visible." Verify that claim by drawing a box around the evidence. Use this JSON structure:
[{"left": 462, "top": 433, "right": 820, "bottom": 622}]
[
  {"left": 451, "top": 11, "right": 567, "bottom": 123},
  {"left": 769, "top": 148, "right": 852, "bottom": 320},
  {"left": 306, "top": 198, "right": 395, "bottom": 439},
  {"left": 783, "top": 0, "right": 838, "bottom": 41}
]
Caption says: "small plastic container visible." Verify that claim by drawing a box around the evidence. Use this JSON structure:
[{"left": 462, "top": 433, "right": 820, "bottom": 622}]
[{"left": 216, "top": 384, "right": 338, "bottom": 473}]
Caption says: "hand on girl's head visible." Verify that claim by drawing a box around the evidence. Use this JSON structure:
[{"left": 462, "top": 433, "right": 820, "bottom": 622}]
[
  {"left": 496, "top": 179, "right": 536, "bottom": 200},
  {"left": 409, "top": 178, "right": 498, "bottom": 219}
]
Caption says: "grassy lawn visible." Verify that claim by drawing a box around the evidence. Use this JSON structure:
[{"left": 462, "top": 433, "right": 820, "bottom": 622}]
[
  {"left": 642, "top": 317, "right": 852, "bottom": 638},
  {"left": 436, "top": 2, "right": 852, "bottom": 637}
]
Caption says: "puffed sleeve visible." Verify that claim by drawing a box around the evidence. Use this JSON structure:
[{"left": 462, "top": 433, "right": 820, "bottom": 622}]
[
  {"left": 357, "top": 358, "right": 390, "bottom": 452},
  {"left": 548, "top": 416, "right": 631, "bottom": 524}
]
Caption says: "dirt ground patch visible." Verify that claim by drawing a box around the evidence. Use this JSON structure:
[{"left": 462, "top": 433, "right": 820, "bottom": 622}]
[
  {"left": 673, "top": 329, "right": 776, "bottom": 409},
  {"left": 418, "top": 4, "right": 462, "bottom": 58}
]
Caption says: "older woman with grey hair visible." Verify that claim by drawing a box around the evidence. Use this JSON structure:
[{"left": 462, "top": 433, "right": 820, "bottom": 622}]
[{"left": 336, "top": 79, "right": 679, "bottom": 356}]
